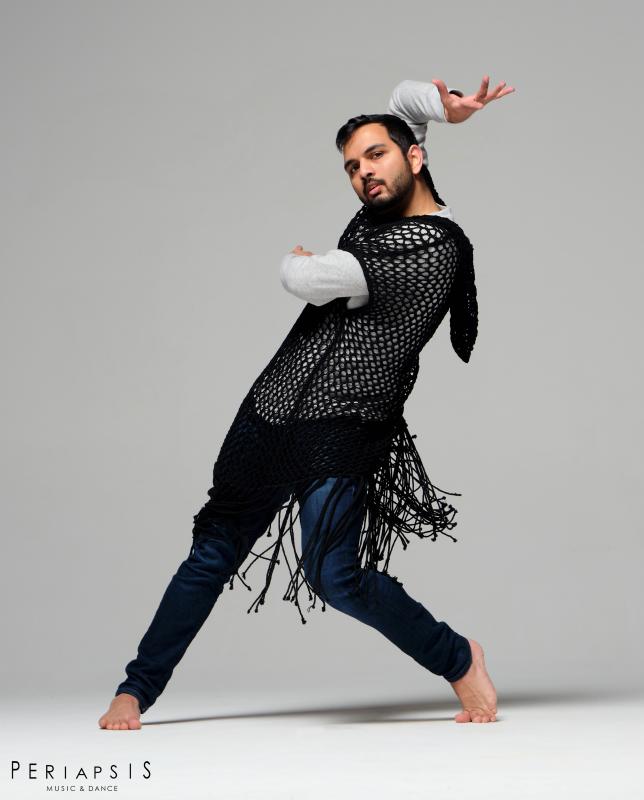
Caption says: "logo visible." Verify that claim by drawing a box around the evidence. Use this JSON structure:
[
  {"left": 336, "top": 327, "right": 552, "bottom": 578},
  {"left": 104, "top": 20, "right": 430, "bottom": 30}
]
[{"left": 10, "top": 760, "right": 152, "bottom": 792}]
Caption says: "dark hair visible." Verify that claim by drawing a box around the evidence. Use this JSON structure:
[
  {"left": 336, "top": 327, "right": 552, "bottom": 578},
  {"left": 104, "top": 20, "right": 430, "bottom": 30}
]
[{"left": 335, "top": 113, "right": 446, "bottom": 206}]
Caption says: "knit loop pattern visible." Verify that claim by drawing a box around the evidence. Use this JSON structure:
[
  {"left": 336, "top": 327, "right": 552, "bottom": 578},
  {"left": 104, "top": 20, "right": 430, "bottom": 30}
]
[{"left": 191, "top": 205, "right": 478, "bottom": 623}]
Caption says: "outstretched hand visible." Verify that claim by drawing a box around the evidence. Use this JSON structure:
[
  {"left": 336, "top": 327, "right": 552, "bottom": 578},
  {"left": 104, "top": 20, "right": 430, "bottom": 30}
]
[
  {"left": 291, "top": 244, "right": 314, "bottom": 256},
  {"left": 433, "top": 76, "right": 515, "bottom": 123}
]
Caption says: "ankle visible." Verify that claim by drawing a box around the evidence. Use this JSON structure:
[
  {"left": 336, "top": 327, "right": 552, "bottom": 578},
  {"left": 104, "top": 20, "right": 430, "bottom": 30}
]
[{"left": 115, "top": 693, "right": 140, "bottom": 707}]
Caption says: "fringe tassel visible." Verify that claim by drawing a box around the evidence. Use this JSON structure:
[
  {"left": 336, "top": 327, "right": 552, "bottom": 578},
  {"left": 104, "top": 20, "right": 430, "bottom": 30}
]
[
  {"left": 208, "top": 420, "right": 461, "bottom": 624},
  {"left": 358, "top": 421, "right": 460, "bottom": 577}
]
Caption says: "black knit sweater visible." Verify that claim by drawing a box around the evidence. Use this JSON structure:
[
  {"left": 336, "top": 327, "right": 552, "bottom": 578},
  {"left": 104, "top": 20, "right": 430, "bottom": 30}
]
[{"left": 191, "top": 203, "right": 478, "bottom": 623}]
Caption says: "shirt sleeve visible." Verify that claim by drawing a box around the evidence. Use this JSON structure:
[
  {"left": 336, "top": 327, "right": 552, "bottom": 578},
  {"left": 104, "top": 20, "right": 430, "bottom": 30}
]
[
  {"left": 280, "top": 249, "right": 369, "bottom": 307},
  {"left": 386, "top": 79, "right": 460, "bottom": 166}
]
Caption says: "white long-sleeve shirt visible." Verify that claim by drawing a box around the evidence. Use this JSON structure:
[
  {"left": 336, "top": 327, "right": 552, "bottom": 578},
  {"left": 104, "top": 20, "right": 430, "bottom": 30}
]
[{"left": 280, "top": 80, "right": 458, "bottom": 309}]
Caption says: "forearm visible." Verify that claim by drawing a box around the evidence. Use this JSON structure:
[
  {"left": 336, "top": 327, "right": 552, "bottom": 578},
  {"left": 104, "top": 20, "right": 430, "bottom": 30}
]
[
  {"left": 280, "top": 249, "right": 369, "bottom": 306},
  {"left": 387, "top": 79, "right": 460, "bottom": 124},
  {"left": 386, "top": 79, "right": 463, "bottom": 165}
]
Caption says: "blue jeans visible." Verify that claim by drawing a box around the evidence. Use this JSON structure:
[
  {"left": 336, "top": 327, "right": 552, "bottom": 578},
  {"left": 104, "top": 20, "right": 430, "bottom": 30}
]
[{"left": 115, "top": 476, "right": 472, "bottom": 713}]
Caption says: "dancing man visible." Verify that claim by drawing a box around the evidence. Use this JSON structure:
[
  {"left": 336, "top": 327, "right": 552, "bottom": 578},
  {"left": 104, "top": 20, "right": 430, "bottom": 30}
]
[{"left": 99, "top": 74, "right": 514, "bottom": 730}]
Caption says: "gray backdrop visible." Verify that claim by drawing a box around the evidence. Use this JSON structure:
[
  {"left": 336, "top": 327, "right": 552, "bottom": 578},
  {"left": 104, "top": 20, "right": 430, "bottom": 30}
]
[{"left": 1, "top": 0, "right": 642, "bottom": 704}]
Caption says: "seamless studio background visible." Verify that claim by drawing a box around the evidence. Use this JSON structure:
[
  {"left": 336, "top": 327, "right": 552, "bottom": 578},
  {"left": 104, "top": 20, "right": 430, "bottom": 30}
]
[{"left": 1, "top": 0, "right": 642, "bottom": 712}]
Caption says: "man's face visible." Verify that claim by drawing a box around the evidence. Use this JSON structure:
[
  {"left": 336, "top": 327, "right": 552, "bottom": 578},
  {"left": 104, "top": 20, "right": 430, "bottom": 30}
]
[{"left": 342, "top": 123, "right": 415, "bottom": 214}]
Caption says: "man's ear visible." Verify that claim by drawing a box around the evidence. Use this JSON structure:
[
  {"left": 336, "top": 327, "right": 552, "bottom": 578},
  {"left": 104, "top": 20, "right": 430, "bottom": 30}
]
[{"left": 406, "top": 143, "right": 424, "bottom": 177}]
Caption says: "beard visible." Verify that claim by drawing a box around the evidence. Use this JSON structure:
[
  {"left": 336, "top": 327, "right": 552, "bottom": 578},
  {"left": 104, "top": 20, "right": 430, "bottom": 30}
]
[{"left": 364, "top": 163, "right": 415, "bottom": 221}]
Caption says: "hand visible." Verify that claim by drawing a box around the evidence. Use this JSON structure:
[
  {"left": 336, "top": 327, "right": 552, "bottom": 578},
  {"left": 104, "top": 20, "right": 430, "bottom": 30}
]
[
  {"left": 291, "top": 244, "right": 314, "bottom": 256},
  {"left": 432, "top": 76, "right": 515, "bottom": 123}
]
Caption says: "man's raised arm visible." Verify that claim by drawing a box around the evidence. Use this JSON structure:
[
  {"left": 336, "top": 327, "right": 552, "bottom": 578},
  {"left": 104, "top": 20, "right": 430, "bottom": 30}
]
[
  {"left": 386, "top": 79, "right": 464, "bottom": 167},
  {"left": 387, "top": 75, "right": 515, "bottom": 163}
]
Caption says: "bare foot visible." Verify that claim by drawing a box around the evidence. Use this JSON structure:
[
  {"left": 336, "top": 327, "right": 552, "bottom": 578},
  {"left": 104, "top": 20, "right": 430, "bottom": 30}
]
[
  {"left": 449, "top": 638, "right": 498, "bottom": 723},
  {"left": 98, "top": 693, "right": 142, "bottom": 730}
]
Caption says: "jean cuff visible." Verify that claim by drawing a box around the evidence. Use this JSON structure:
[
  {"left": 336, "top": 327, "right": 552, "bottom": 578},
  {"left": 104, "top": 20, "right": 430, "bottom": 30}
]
[{"left": 443, "top": 636, "right": 473, "bottom": 683}]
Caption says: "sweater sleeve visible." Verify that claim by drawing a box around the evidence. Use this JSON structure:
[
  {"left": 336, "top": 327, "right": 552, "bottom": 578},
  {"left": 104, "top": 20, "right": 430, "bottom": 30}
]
[
  {"left": 386, "top": 79, "right": 460, "bottom": 166},
  {"left": 340, "top": 222, "right": 459, "bottom": 333},
  {"left": 280, "top": 249, "right": 369, "bottom": 307}
]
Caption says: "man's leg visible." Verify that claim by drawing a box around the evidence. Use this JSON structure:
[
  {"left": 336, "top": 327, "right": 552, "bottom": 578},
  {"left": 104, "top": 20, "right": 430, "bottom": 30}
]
[
  {"left": 98, "top": 484, "right": 291, "bottom": 730},
  {"left": 296, "top": 476, "right": 497, "bottom": 723}
]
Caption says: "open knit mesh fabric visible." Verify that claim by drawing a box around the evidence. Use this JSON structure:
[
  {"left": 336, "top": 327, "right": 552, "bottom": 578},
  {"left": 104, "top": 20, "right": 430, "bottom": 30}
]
[{"left": 191, "top": 205, "right": 478, "bottom": 623}]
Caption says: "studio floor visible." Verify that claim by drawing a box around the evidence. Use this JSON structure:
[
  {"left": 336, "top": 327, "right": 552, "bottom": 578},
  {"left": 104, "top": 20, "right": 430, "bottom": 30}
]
[{"left": 2, "top": 688, "right": 642, "bottom": 799}]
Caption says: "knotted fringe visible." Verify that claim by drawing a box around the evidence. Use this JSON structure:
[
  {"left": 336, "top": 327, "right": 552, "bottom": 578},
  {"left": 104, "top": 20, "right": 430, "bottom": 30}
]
[
  {"left": 357, "top": 421, "right": 460, "bottom": 576},
  {"left": 200, "top": 420, "right": 461, "bottom": 624}
]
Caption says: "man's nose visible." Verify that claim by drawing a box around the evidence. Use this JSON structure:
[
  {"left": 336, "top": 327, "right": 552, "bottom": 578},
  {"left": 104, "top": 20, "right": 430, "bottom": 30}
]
[{"left": 359, "top": 162, "right": 375, "bottom": 181}]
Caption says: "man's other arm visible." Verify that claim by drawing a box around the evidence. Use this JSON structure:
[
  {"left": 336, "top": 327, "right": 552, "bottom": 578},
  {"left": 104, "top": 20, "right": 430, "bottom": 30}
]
[{"left": 280, "top": 249, "right": 368, "bottom": 308}]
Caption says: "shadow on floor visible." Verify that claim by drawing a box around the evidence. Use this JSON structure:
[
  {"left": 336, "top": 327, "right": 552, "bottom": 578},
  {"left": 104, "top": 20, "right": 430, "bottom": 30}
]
[{"left": 141, "top": 687, "right": 631, "bottom": 727}]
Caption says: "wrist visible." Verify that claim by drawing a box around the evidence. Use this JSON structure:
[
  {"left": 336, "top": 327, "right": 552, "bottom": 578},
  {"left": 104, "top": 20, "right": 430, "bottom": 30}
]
[{"left": 445, "top": 89, "right": 464, "bottom": 123}]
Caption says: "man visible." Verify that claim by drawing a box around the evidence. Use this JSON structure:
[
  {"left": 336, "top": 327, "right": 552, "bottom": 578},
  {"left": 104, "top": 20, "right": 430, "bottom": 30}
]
[{"left": 99, "top": 75, "right": 514, "bottom": 731}]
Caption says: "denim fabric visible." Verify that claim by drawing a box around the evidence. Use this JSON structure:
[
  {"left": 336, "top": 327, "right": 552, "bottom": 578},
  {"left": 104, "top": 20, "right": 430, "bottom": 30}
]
[{"left": 115, "top": 476, "right": 472, "bottom": 714}]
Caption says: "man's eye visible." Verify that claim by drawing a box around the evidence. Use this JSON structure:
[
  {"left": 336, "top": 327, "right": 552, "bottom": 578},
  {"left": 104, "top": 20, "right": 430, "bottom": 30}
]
[{"left": 349, "top": 152, "right": 383, "bottom": 175}]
